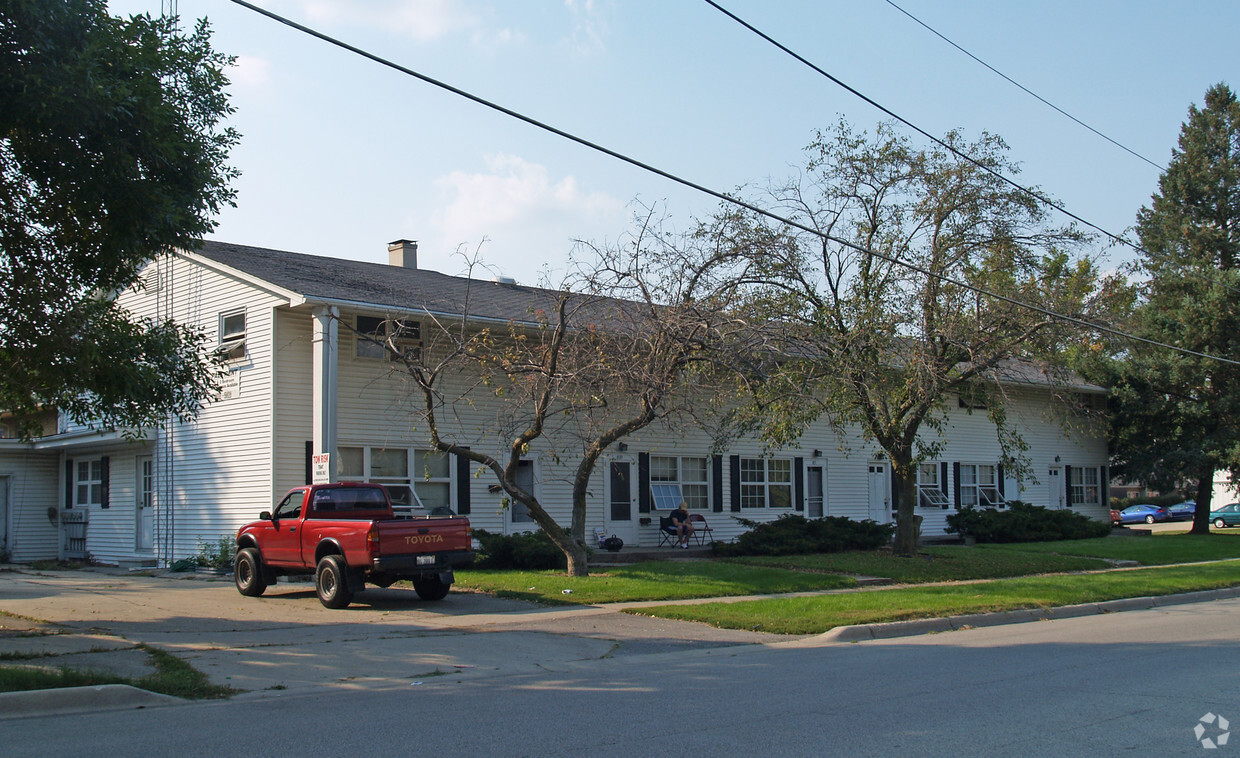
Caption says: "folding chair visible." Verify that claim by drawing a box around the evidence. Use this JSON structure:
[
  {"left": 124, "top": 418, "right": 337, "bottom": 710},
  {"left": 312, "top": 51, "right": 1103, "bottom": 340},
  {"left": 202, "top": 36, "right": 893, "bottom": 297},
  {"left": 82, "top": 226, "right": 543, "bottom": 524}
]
[
  {"left": 657, "top": 516, "right": 680, "bottom": 547},
  {"left": 688, "top": 513, "right": 714, "bottom": 545}
]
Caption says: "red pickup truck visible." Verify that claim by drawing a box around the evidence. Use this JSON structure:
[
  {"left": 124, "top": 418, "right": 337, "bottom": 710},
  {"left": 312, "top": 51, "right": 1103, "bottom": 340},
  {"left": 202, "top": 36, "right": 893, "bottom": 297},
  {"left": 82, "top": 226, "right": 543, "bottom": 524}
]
[{"left": 234, "top": 482, "right": 474, "bottom": 608}]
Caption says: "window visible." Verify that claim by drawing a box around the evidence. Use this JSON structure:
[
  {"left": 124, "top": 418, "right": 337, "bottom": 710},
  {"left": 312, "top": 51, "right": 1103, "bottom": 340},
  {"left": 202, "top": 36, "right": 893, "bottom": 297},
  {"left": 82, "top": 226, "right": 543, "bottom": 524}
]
[
  {"left": 356, "top": 315, "right": 421, "bottom": 360},
  {"left": 274, "top": 489, "right": 305, "bottom": 519},
  {"left": 1070, "top": 466, "right": 1101, "bottom": 506},
  {"left": 336, "top": 446, "right": 452, "bottom": 513},
  {"left": 218, "top": 310, "right": 246, "bottom": 361},
  {"left": 917, "top": 463, "right": 949, "bottom": 508},
  {"left": 739, "top": 457, "right": 792, "bottom": 509},
  {"left": 75, "top": 459, "right": 103, "bottom": 508},
  {"left": 649, "top": 455, "right": 709, "bottom": 510},
  {"left": 959, "top": 463, "right": 1003, "bottom": 508}
]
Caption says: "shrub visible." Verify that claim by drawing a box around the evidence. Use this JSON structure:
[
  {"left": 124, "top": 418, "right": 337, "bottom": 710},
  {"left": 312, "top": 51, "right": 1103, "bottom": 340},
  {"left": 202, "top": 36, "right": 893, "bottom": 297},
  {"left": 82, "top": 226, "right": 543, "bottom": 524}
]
[
  {"left": 712, "top": 514, "right": 894, "bottom": 557},
  {"left": 945, "top": 501, "right": 1110, "bottom": 543},
  {"left": 472, "top": 529, "right": 569, "bottom": 570}
]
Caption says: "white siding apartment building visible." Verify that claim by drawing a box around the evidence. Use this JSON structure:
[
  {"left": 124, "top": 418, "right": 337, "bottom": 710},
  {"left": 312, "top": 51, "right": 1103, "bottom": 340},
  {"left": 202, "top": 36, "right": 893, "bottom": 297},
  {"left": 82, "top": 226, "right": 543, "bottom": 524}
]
[{"left": 0, "top": 240, "right": 1110, "bottom": 566}]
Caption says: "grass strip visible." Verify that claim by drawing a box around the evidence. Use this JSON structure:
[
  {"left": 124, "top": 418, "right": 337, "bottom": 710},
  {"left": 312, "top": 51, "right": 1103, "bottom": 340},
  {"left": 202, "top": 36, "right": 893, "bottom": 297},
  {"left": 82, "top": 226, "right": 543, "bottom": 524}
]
[
  {"left": 455, "top": 561, "right": 856, "bottom": 605},
  {"left": 728, "top": 546, "right": 1109, "bottom": 583},
  {"left": 626, "top": 560, "right": 1240, "bottom": 635},
  {"left": 976, "top": 532, "right": 1240, "bottom": 564},
  {"left": 0, "top": 645, "right": 234, "bottom": 698}
]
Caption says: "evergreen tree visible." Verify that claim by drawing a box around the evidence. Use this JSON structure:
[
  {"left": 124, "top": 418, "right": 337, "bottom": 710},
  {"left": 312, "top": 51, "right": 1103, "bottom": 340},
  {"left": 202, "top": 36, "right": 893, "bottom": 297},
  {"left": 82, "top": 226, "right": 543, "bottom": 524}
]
[{"left": 1108, "top": 83, "right": 1240, "bottom": 532}]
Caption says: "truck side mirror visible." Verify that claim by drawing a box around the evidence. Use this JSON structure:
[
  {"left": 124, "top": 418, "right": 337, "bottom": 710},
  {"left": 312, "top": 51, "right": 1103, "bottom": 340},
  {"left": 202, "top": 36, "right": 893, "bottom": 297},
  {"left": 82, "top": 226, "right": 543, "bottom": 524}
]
[{"left": 260, "top": 511, "right": 272, "bottom": 521}]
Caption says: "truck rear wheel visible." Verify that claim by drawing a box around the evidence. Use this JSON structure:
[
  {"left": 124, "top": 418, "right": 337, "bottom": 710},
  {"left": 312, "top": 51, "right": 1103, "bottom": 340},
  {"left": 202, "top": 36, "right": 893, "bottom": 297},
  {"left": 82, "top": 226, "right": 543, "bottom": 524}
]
[
  {"left": 413, "top": 575, "right": 450, "bottom": 601},
  {"left": 235, "top": 547, "right": 267, "bottom": 597},
  {"left": 316, "top": 555, "right": 354, "bottom": 608}
]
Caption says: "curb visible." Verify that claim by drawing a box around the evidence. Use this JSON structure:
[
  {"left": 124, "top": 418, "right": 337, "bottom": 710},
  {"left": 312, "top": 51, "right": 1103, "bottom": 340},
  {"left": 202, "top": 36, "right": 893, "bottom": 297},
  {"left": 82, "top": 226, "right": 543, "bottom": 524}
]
[
  {"left": 0, "top": 684, "right": 185, "bottom": 720},
  {"left": 818, "top": 586, "right": 1240, "bottom": 642}
]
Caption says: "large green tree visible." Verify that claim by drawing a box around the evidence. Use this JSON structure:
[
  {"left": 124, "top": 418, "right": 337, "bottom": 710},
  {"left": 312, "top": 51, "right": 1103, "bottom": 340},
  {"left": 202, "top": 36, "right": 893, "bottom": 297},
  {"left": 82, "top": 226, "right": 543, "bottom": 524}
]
[
  {"left": 705, "top": 120, "right": 1100, "bottom": 555},
  {"left": 0, "top": 0, "right": 238, "bottom": 437},
  {"left": 1105, "top": 83, "right": 1240, "bottom": 532}
]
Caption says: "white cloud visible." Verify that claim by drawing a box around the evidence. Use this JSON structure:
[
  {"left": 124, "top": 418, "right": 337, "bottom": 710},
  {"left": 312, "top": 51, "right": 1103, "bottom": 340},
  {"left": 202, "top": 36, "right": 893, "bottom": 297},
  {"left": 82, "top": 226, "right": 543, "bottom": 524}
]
[
  {"left": 283, "top": 0, "right": 481, "bottom": 42},
  {"left": 563, "top": 0, "right": 607, "bottom": 55},
  {"left": 227, "top": 54, "right": 271, "bottom": 89},
  {"left": 428, "top": 154, "right": 624, "bottom": 278}
]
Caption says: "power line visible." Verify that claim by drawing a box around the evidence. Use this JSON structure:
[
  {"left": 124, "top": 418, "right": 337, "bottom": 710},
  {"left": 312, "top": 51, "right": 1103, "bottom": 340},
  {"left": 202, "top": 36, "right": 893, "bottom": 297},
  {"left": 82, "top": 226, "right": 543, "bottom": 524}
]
[
  {"left": 883, "top": 0, "right": 1166, "bottom": 172},
  {"left": 700, "top": 0, "right": 1240, "bottom": 299},
  {"left": 226, "top": 0, "right": 1240, "bottom": 369}
]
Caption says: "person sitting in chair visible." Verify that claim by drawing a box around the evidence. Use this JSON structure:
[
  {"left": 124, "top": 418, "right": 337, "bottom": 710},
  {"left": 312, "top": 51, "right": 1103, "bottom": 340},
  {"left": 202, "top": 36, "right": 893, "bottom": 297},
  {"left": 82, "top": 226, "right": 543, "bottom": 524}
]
[{"left": 669, "top": 501, "right": 695, "bottom": 548}]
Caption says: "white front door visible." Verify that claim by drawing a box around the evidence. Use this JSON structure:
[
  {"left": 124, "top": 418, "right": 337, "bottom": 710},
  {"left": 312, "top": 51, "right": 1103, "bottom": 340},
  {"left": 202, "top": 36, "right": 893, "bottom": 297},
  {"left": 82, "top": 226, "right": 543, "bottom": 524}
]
[
  {"left": 1048, "top": 466, "right": 1064, "bottom": 509},
  {"left": 868, "top": 462, "right": 891, "bottom": 523},
  {"left": 136, "top": 457, "right": 154, "bottom": 551},
  {"left": 605, "top": 459, "right": 638, "bottom": 544}
]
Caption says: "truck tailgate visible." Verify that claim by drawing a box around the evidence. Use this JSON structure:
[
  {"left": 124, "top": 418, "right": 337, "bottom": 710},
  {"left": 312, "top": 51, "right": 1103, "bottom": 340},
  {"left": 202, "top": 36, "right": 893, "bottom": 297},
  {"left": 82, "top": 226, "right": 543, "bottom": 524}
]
[{"left": 373, "top": 517, "right": 472, "bottom": 560}]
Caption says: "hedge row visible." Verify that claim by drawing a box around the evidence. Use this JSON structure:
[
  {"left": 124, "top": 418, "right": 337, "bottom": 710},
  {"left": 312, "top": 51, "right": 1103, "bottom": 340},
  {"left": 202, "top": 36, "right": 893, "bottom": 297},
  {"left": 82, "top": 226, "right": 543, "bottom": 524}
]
[{"left": 945, "top": 501, "right": 1110, "bottom": 543}]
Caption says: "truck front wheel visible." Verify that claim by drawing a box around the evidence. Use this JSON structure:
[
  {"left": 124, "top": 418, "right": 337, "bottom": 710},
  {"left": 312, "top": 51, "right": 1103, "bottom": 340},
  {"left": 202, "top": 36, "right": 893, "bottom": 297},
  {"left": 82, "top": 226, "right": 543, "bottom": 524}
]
[
  {"left": 413, "top": 575, "right": 450, "bottom": 601},
  {"left": 235, "top": 547, "right": 267, "bottom": 597},
  {"left": 316, "top": 555, "right": 354, "bottom": 608}
]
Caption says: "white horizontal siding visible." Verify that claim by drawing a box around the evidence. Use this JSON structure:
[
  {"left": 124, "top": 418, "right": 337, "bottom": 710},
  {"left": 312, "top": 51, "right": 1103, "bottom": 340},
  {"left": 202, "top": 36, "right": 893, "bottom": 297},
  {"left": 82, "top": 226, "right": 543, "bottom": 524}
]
[{"left": 0, "top": 448, "right": 60, "bottom": 562}]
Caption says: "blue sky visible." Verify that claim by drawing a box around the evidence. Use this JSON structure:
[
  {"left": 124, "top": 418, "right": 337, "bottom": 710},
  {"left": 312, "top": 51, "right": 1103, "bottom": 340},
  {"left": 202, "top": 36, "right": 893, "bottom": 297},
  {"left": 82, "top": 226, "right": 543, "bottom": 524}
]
[{"left": 107, "top": 1, "right": 1237, "bottom": 282}]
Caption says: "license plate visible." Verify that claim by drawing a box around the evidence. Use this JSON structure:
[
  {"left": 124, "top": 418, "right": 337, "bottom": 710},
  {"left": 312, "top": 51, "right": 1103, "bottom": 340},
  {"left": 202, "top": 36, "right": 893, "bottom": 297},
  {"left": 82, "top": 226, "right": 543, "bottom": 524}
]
[{"left": 416, "top": 555, "right": 435, "bottom": 566}]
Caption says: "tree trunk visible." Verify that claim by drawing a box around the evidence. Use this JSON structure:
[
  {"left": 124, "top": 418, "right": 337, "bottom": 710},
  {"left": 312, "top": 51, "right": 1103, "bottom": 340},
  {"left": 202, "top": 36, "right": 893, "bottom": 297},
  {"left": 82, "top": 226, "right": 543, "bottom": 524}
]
[
  {"left": 1191, "top": 473, "right": 1214, "bottom": 536},
  {"left": 526, "top": 500, "right": 591, "bottom": 577},
  {"left": 890, "top": 454, "right": 921, "bottom": 556}
]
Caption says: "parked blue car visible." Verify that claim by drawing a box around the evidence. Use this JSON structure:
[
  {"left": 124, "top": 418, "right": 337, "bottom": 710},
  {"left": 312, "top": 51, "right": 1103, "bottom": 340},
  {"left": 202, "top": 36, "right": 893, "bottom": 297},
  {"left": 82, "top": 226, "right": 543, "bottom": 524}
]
[
  {"left": 1167, "top": 501, "right": 1197, "bottom": 521},
  {"left": 1118, "top": 504, "right": 1172, "bottom": 524}
]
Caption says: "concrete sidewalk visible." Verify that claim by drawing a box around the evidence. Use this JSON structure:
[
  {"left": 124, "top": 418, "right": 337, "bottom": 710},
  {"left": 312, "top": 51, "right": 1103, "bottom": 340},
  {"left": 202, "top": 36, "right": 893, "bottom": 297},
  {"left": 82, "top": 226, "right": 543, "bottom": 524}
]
[{"left": 3, "top": 563, "right": 1239, "bottom": 720}]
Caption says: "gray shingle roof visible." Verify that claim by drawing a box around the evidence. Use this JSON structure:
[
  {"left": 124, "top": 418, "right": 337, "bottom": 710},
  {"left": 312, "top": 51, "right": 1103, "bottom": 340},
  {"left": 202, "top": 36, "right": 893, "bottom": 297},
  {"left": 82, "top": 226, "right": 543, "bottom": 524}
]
[{"left": 192, "top": 240, "right": 570, "bottom": 323}]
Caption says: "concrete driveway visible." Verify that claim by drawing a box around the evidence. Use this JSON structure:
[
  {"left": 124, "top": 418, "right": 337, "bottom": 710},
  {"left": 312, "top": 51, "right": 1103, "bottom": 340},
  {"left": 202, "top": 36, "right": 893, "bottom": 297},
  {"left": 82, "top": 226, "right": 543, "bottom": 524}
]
[{"left": 0, "top": 565, "right": 787, "bottom": 696}]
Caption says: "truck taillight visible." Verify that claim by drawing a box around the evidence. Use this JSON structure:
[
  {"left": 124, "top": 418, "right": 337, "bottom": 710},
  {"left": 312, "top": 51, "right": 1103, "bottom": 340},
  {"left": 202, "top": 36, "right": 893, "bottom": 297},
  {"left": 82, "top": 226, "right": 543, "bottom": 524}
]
[{"left": 367, "top": 525, "right": 380, "bottom": 556}]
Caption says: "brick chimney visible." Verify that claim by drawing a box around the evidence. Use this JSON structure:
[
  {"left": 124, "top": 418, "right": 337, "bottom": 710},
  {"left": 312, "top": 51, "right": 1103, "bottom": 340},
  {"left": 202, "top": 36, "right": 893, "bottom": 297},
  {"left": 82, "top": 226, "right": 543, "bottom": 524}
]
[{"left": 388, "top": 239, "right": 418, "bottom": 269}]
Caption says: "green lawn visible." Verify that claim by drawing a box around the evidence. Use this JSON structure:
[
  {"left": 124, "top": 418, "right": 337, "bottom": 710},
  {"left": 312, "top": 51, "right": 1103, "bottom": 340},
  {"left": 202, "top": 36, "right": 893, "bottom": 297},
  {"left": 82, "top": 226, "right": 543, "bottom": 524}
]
[
  {"left": 728, "top": 546, "right": 1109, "bottom": 583},
  {"left": 628, "top": 560, "right": 1240, "bottom": 635},
  {"left": 976, "top": 532, "right": 1240, "bottom": 565},
  {"left": 454, "top": 561, "right": 857, "bottom": 605}
]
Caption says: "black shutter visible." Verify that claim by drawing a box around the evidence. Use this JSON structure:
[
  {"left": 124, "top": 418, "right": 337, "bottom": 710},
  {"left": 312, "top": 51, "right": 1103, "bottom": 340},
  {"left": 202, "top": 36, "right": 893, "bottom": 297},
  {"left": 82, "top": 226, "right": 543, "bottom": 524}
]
[
  {"left": 794, "top": 457, "right": 804, "bottom": 511},
  {"left": 65, "top": 458, "right": 74, "bottom": 509},
  {"left": 456, "top": 447, "right": 471, "bottom": 515},
  {"left": 638, "top": 452, "right": 650, "bottom": 513},
  {"left": 953, "top": 462, "right": 961, "bottom": 509},
  {"left": 712, "top": 455, "right": 724, "bottom": 513},
  {"left": 100, "top": 456, "right": 110, "bottom": 509},
  {"left": 997, "top": 464, "right": 1006, "bottom": 501},
  {"left": 940, "top": 462, "right": 950, "bottom": 509},
  {"left": 1101, "top": 465, "right": 1109, "bottom": 508},
  {"left": 1064, "top": 464, "right": 1073, "bottom": 507},
  {"left": 729, "top": 455, "right": 741, "bottom": 512},
  {"left": 305, "top": 441, "right": 313, "bottom": 485}
]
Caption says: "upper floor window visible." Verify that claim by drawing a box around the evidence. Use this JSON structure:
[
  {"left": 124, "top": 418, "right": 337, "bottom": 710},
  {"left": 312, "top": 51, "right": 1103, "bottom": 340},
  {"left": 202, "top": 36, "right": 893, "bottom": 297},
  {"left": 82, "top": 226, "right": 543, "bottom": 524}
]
[
  {"left": 739, "top": 457, "right": 792, "bottom": 509},
  {"left": 649, "top": 455, "right": 709, "bottom": 510},
  {"left": 218, "top": 310, "right": 246, "bottom": 362},
  {"left": 356, "top": 315, "right": 421, "bottom": 360}
]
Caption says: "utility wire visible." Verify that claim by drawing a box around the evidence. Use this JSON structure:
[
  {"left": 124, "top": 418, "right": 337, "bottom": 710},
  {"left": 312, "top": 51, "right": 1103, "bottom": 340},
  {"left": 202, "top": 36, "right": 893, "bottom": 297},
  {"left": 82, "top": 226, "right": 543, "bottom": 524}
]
[
  {"left": 226, "top": 0, "right": 1240, "bottom": 368},
  {"left": 701, "top": 0, "right": 1240, "bottom": 299},
  {"left": 884, "top": 0, "right": 1165, "bottom": 172}
]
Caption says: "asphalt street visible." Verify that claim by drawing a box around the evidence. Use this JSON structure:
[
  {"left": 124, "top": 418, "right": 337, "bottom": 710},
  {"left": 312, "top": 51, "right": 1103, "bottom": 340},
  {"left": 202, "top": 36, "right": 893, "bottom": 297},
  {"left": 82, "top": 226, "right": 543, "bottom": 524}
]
[{"left": 3, "top": 590, "right": 1239, "bottom": 756}]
